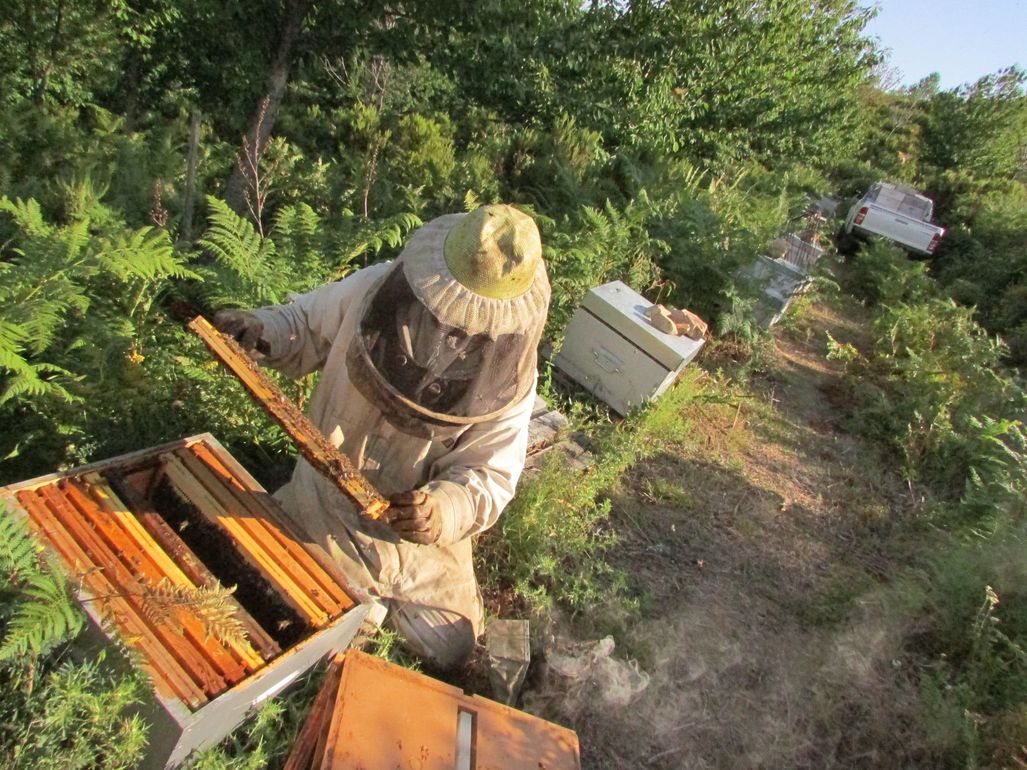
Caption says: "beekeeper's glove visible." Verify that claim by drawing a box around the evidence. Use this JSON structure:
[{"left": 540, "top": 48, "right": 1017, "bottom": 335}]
[
  {"left": 213, "top": 309, "right": 265, "bottom": 354},
  {"left": 384, "top": 490, "right": 443, "bottom": 545}
]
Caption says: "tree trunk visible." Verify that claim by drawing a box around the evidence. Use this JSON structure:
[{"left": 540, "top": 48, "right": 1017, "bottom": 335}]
[
  {"left": 179, "top": 109, "right": 202, "bottom": 244},
  {"left": 223, "top": 0, "right": 313, "bottom": 212}
]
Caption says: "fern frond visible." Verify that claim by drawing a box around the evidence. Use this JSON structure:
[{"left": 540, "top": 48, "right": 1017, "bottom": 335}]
[
  {"left": 199, "top": 197, "right": 276, "bottom": 276},
  {"left": 98, "top": 226, "right": 198, "bottom": 281},
  {"left": 197, "top": 196, "right": 283, "bottom": 306},
  {"left": 341, "top": 212, "right": 421, "bottom": 269},
  {"left": 0, "top": 506, "right": 42, "bottom": 582},
  {"left": 138, "top": 578, "right": 248, "bottom": 649},
  {"left": 0, "top": 196, "right": 53, "bottom": 238},
  {"left": 271, "top": 202, "right": 324, "bottom": 277},
  {"left": 0, "top": 359, "right": 79, "bottom": 405},
  {"left": 0, "top": 570, "right": 84, "bottom": 661}
]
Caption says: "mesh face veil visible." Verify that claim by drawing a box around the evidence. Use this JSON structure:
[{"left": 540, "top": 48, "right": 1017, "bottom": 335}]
[{"left": 347, "top": 210, "right": 550, "bottom": 428}]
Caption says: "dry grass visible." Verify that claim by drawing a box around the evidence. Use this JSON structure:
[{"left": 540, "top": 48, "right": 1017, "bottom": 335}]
[{"left": 538, "top": 293, "right": 955, "bottom": 769}]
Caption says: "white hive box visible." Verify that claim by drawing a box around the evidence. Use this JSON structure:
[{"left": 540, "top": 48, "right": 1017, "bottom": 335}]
[{"left": 554, "top": 281, "right": 704, "bottom": 415}]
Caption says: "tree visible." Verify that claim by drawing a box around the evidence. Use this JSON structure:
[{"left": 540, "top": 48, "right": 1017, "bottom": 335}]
[{"left": 920, "top": 66, "right": 1027, "bottom": 180}]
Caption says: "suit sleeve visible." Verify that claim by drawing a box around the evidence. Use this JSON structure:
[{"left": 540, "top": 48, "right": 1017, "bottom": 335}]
[
  {"left": 422, "top": 385, "right": 536, "bottom": 546},
  {"left": 248, "top": 264, "right": 389, "bottom": 379}
]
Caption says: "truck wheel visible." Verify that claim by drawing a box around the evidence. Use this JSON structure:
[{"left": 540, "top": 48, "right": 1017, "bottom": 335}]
[{"left": 835, "top": 227, "right": 861, "bottom": 258}]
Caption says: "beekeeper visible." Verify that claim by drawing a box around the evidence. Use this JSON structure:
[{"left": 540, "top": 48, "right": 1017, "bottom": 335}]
[{"left": 214, "top": 205, "right": 549, "bottom": 670}]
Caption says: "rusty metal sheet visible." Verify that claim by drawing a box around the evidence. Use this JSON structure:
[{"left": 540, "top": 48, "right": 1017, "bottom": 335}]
[{"left": 187, "top": 315, "right": 388, "bottom": 519}]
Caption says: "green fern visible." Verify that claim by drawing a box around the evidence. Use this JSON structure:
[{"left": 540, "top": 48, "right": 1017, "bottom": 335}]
[
  {"left": 0, "top": 510, "right": 41, "bottom": 582},
  {"left": 99, "top": 226, "right": 197, "bottom": 281},
  {"left": 197, "top": 197, "right": 421, "bottom": 309},
  {"left": 0, "top": 194, "right": 194, "bottom": 411},
  {"left": 0, "top": 506, "right": 84, "bottom": 661},
  {"left": 0, "top": 570, "right": 84, "bottom": 661},
  {"left": 339, "top": 211, "right": 421, "bottom": 271},
  {"left": 197, "top": 196, "right": 283, "bottom": 307}
]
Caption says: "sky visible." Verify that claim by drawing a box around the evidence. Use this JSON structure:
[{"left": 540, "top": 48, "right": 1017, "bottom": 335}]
[{"left": 864, "top": 0, "right": 1027, "bottom": 89}]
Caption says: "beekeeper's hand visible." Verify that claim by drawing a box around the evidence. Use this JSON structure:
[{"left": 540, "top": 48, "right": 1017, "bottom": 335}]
[
  {"left": 385, "top": 490, "right": 443, "bottom": 545},
  {"left": 213, "top": 309, "right": 265, "bottom": 354}
]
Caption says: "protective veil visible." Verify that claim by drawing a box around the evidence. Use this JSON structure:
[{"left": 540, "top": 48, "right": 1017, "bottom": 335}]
[{"left": 347, "top": 211, "right": 549, "bottom": 436}]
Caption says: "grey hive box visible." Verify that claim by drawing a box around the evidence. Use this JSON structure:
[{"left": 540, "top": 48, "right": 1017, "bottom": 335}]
[{"left": 554, "top": 281, "right": 704, "bottom": 415}]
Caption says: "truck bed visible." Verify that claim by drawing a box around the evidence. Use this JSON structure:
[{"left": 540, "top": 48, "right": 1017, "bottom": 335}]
[{"left": 845, "top": 202, "right": 945, "bottom": 255}]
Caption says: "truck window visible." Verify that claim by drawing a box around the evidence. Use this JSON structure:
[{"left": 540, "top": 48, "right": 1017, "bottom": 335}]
[{"left": 896, "top": 194, "right": 931, "bottom": 221}]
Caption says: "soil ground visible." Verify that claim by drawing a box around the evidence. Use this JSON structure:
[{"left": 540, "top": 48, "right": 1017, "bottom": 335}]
[{"left": 548, "top": 292, "right": 936, "bottom": 769}]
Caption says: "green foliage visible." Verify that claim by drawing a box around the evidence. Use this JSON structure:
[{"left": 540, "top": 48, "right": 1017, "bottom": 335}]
[
  {"left": 904, "top": 529, "right": 1027, "bottom": 768},
  {"left": 835, "top": 296, "right": 1026, "bottom": 510},
  {"left": 0, "top": 191, "right": 192, "bottom": 402},
  {"left": 543, "top": 195, "right": 666, "bottom": 339},
  {"left": 182, "top": 660, "right": 339, "bottom": 770},
  {"left": 195, "top": 195, "right": 421, "bottom": 309},
  {"left": 844, "top": 239, "right": 936, "bottom": 307},
  {"left": 0, "top": 658, "right": 147, "bottom": 770},
  {"left": 920, "top": 67, "right": 1027, "bottom": 181},
  {"left": 0, "top": 507, "right": 84, "bottom": 663},
  {"left": 477, "top": 373, "right": 702, "bottom": 613}
]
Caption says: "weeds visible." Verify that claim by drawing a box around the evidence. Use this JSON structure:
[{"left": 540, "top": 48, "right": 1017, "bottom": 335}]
[
  {"left": 477, "top": 372, "right": 703, "bottom": 616},
  {"left": 828, "top": 233, "right": 1027, "bottom": 766},
  {"left": 0, "top": 656, "right": 147, "bottom": 770}
]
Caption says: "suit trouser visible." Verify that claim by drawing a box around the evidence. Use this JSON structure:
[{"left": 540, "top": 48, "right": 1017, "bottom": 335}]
[{"left": 384, "top": 601, "right": 476, "bottom": 671}]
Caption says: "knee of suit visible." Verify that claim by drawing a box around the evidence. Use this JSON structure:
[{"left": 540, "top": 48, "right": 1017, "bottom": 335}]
[{"left": 386, "top": 602, "right": 476, "bottom": 671}]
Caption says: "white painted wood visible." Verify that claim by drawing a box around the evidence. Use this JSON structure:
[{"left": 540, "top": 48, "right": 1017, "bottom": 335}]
[{"left": 555, "top": 282, "right": 704, "bottom": 415}]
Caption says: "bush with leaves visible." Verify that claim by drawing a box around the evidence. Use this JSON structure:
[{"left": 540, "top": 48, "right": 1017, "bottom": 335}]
[
  {"left": 476, "top": 372, "right": 703, "bottom": 615},
  {"left": 0, "top": 657, "right": 147, "bottom": 770},
  {"left": 844, "top": 239, "right": 936, "bottom": 308},
  {"left": 830, "top": 297, "right": 1026, "bottom": 517}
]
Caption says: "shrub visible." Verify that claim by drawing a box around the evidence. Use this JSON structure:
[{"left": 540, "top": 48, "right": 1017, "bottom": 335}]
[
  {"left": 476, "top": 372, "right": 702, "bottom": 614},
  {"left": 909, "top": 527, "right": 1027, "bottom": 768},
  {"left": 844, "top": 239, "right": 935, "bottom": 307},
  {"left": 833, "top": 297, "right": 1026, "bottom": 515}
]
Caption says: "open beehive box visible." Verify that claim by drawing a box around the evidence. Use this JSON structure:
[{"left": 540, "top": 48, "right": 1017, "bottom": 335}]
[
  {"left": 0, "top": 433, "right": 371, "bottom": 769},
  {"left": 285, "top": 649, "right": 581, "bottom": 770}
]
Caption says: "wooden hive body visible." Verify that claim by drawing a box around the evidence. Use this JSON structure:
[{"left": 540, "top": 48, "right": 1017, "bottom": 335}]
[
  {"left": 285, "top": 649, "right": 582, "bottom": 770},
  {"left": 0, "top": 434, "right": 371, "bottom": 769}
]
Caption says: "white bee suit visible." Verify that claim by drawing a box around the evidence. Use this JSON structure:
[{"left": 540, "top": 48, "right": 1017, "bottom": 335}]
[{"left": 249, "top": 218, "right": 544, "bottom": 667}]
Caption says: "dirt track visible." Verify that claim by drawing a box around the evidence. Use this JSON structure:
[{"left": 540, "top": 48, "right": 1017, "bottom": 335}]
[{"left": 564, "top": 295, "right": 932, "bottom": 769}]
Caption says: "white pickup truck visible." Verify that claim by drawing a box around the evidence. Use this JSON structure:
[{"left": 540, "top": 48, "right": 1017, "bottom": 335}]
[{"left": 844, "top": 182, "right": 945, "bottom": 255}]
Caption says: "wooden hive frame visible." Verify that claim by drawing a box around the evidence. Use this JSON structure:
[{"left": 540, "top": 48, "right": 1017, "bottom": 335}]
[
  {"left": 0, "top": 434, "right": 372, "bottom": 770},
  {"left": 284, "top": 650, "right": 582, "bottom": 770},
  {"left": 187, "top": 316, "right": 388, "bottom": 519}
]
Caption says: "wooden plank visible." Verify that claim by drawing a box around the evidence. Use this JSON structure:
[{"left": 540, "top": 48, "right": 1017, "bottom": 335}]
[
  {"left": 172, "top": 449, "right": 343, "bottom": 619},
  {"left": 189, "top": 441, "right": 363, "bottom": 607},
  {"left": 108, "top": 474, "right": 282, "bottom": 662},
  {"left": 71, "top": 476, "right": 257, "bottom": 680},
  {"left": 186, "top": 315, "right": 388, "bottom": 519},
  {"left": 189, "top": 443, "right": 354, "bottom": 612},
  {"left": 283, "top": 655, "right": 345, "bottom": 770},
  {"left": 33, "top": 484, "right": 226, "bottom": 699},
  {"left": 15, "top": 490, "right": 206, "bottom": 709},
  {"left": 0, "top": 437, "right": 197, "bottom": 496},
  {"left": 160, "top": 453, "right": 328, "bottom": 626}
]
